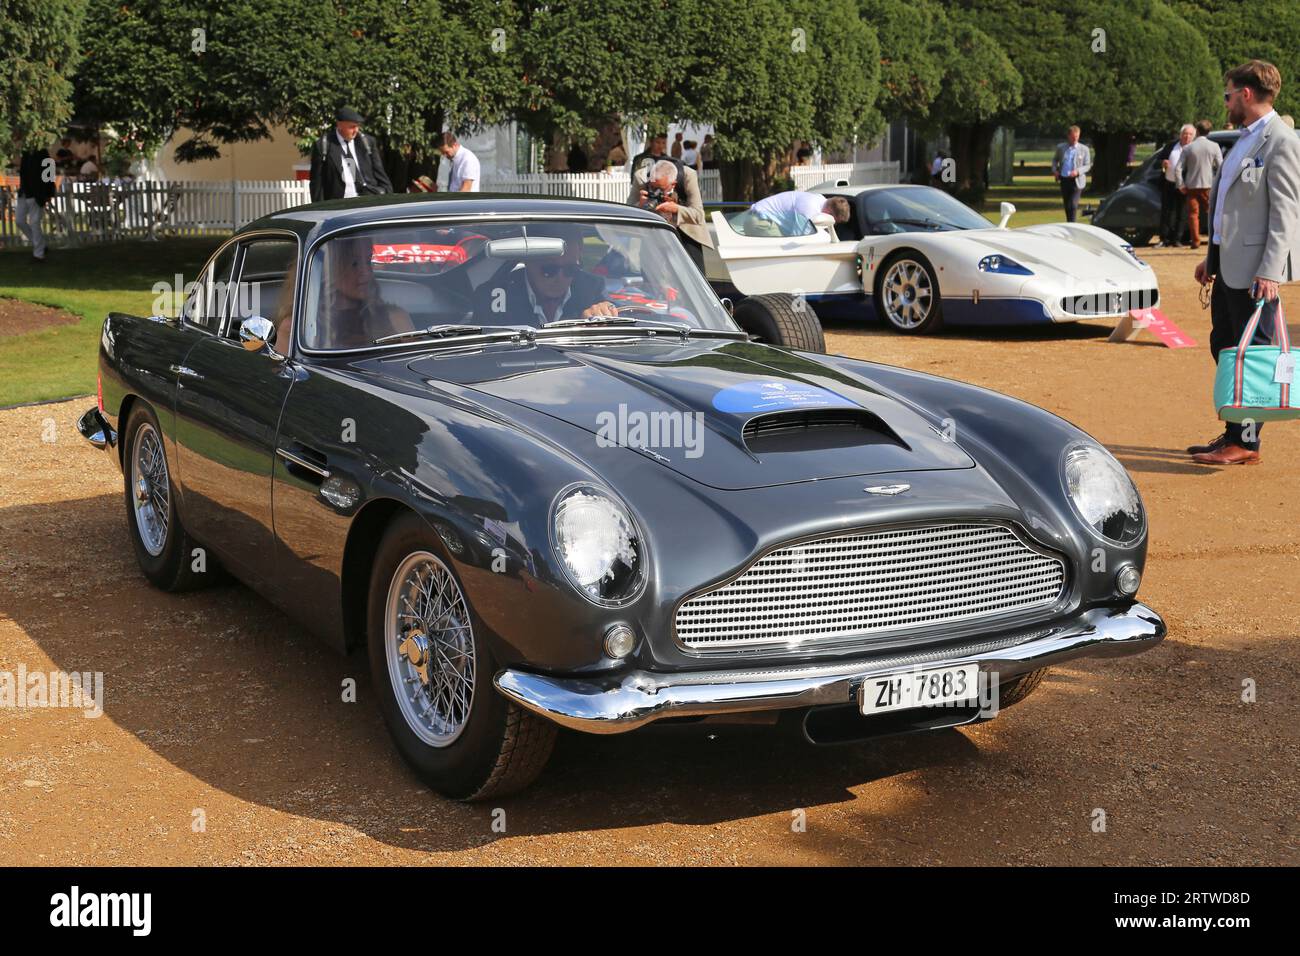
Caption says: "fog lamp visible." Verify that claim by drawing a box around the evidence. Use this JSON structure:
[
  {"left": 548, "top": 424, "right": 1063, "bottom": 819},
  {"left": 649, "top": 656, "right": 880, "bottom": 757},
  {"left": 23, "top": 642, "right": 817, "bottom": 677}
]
[
  {"left": 604, "top": 624, "right": 636, "bottom": 659},
  {"left": 1116, "top": 565, "right": 1142, "bottom": 597}
]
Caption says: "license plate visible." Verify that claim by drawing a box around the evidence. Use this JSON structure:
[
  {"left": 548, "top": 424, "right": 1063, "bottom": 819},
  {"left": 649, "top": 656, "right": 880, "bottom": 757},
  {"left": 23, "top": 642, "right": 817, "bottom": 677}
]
[{"left": 860, "top": 664, "right": 980, "bottom": 714}]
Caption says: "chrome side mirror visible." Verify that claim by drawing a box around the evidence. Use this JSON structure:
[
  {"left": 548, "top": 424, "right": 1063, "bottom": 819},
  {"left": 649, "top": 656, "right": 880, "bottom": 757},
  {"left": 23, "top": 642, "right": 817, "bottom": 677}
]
[
  {"left": 239, "top": 315, "right": 277, "bottom": 352},
  {"left": 719, "top": 297, "right": 734, "bottom": 317},
  {"left": 998, "top": 202, "right": 1016, "bottom": 229}
]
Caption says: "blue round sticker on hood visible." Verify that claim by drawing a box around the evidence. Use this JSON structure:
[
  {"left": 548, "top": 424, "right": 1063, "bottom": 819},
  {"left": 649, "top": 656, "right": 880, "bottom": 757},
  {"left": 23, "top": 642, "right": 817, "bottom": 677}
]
[{"left": 712, "top": 380, "right": 857, "bottom": 414}]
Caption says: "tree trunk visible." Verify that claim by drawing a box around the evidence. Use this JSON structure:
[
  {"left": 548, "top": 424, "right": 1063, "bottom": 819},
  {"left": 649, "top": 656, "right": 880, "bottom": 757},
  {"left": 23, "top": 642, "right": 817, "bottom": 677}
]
[
  {"left": 587, "top": 116, "right": 624, "bottom": 170},
  {"left": 1090, "top": 129, "right": 1133, "bottom": 196},
  {"left": 945, "top": 121, "right": 995, "bottom": 204}
]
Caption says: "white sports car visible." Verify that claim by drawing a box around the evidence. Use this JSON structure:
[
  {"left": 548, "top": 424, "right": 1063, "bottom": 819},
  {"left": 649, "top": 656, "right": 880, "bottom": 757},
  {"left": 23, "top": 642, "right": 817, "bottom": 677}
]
[{"left": 707, "top": 183, "right": 1160, "bottom": 335}]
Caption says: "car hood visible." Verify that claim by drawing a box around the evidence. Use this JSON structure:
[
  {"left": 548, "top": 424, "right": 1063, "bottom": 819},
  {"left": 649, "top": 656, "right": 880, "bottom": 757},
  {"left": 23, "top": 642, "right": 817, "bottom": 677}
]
[
  {"left": 407, "top": 339, "right": 975, "bottom": 490},
  {"left": 937, "top": 225, "right": 1146, "bottom": 281}
]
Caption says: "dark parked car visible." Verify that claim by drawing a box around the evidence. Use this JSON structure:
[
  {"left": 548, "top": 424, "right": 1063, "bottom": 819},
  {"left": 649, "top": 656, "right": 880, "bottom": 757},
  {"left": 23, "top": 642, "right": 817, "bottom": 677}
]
[
  {"left": 1091, "top": 130, "right": 1241, "bottom": 245},
  {"left": 78, "top": 193, "right": 1165, "bottom": 799}
]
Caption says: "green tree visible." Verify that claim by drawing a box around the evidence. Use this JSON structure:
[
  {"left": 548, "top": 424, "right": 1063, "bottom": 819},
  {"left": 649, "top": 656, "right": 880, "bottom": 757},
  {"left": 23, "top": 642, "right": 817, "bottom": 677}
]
[
  {"left": 670, "top": 0, "right": 880, "bottom": 200},
  {"left": 73, "top": 0, "right": 521, "bottom": 183},
  {"left": 514, "top": 0, "right": 673, "bottom": 150},
  {"left": 75, "top": 1, "right": 281, "bottom": 162},
  {"left": 941, "top": 0, "right": 1220, "bottom": 197},
  {"left": 1, "top": 0, "right": 86, "bottom": 147},
  {"left": 1173, "top": 0, "right": 1300, "bottom": 116},
  {"left": 925, "top": 11, "right": 1022, "bottom": 197},
  {"left": 859, "top": 0, "right": 952, "bottom": 123},
  {"left": 1077, "top": 0, "right": 1221, "bottom": 192}
]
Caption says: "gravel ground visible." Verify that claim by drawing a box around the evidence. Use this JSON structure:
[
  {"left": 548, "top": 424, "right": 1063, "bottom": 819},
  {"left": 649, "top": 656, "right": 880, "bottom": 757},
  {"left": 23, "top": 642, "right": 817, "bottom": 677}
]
[{"left": 1, "top": 244, "right": 1297, "bottom": 865}]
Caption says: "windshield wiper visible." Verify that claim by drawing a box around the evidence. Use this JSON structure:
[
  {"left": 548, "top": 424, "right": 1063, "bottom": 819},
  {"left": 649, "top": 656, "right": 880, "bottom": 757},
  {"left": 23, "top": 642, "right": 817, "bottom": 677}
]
[
  {"left": 887, "top": 217, "right": 953, "bottom": 230},
  {"left": 542, "top": 316, "right": 639, "bottom": 329},
  {"left": 372, "top": 323, "right": 484, "bottom": 345},
  {"left": 535, "top": 319, "right": 747, "bottom": 342}
]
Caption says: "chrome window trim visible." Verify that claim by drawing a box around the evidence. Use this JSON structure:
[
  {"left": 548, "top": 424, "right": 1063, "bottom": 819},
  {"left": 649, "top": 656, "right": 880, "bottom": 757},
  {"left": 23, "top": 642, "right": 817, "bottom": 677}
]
[
  {"left": 292, "top": 212, "right": 737, "bottom": 359},
  {"left": 219, "top": 229, "right": 302, "bottom": 343},
  {"left": 179, "top": 236, "right": 239, "bottom": 335},
  {"left": 671, "top": 518, "right": 1072, "bottom": 657}
]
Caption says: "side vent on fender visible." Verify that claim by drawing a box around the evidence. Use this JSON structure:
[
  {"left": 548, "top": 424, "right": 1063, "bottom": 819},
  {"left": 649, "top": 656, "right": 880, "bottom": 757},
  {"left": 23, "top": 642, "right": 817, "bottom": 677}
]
[{"left": 741, "top": 409, "right": 908, "bottom": 454}]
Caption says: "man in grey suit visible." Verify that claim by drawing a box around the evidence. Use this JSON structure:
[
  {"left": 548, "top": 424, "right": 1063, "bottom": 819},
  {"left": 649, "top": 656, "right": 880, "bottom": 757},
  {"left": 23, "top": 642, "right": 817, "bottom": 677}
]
[
  {"left": 1052, "top": 125, "right": 1092, "bottom": 222},
  {"left": 1175, "top": 119, "right": 1222, "bottom": 249},
  {"left": 1190, "top": 60, "right": 1300, "bottom": 465}
]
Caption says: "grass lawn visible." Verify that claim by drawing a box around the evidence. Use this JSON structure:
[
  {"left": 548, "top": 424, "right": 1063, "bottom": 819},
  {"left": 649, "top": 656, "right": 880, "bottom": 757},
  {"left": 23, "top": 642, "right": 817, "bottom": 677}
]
[{"left": 0, "top": 238, "right": 223, "bottom": 407}]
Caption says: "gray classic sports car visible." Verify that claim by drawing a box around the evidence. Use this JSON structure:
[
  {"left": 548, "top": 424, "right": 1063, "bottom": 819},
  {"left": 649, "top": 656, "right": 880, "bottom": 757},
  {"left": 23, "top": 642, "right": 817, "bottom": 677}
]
[{"left": 78, "top": 193, "right": 1165, "bottom": 799}]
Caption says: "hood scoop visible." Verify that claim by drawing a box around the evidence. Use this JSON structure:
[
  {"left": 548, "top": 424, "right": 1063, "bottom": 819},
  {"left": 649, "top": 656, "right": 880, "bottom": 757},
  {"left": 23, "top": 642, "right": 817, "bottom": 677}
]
[{"left": 742, "top": 408, "right": 906, "bottom": 455}]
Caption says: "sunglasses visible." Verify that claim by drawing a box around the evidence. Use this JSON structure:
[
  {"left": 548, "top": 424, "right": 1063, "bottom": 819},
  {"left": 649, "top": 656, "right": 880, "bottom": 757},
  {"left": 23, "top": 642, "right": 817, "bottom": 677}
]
[
  {"left": 538, "top": 262, "right": 580, "bottom": 278},
  {"left": 1224, "top": 87, "right": 1243, "bottom": 101}
]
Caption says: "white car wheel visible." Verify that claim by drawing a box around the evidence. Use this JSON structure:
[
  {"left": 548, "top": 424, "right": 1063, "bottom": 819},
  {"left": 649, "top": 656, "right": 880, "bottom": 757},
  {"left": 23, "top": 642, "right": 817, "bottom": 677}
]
[{"left": 878, "top": 255, "right": 942, "bottom": 334}]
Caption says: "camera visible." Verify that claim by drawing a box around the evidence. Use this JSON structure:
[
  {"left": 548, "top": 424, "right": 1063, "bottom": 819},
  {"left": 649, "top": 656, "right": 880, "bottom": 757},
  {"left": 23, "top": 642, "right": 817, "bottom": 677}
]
[{"left": 644, "top": 184, "right": 667, "bottom": 208}]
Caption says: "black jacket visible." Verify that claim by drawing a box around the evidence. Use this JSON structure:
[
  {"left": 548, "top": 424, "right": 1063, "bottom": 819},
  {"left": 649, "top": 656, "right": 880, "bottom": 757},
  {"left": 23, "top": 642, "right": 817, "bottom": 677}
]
[
  {"left": 472, "top": 266, "right": 608, "bottom": 328},
  {"left": 18, "top": 150, "right": 56, "bottom": 204},
  {"left": 309, "top": 130, "right": 393, "bottom": 202}
]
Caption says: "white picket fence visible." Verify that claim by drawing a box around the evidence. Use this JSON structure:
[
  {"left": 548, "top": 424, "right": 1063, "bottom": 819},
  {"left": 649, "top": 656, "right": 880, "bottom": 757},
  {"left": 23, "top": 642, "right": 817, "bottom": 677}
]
[
  {"left": 0, "top": 179, "right": 312, "bottom": 245},
  {"left": 0, "top": 162, "right": 897, "bottom": 247},
  {"left": 791, "top": 161, "right": 899, "bottom": 190}
]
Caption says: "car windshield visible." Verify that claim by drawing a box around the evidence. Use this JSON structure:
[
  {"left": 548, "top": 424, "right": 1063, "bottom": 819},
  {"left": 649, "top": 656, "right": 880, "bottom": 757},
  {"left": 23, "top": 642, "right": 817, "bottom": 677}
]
[
  {"left": 300, "top": 219, "right": 737, "bottom": 350},
  {"left": 860, "top": 187, "right": 992, "bottom": 234}
]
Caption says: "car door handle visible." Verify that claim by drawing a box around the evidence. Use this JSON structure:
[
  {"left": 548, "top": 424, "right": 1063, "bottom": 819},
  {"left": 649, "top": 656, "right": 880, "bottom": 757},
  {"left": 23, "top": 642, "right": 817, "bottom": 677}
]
[
  {"left": 169, "top": 364, "right": 200, "bottom": 379},
  {"left": 276, "top": 446, "right": 331, "bottom": 480}
]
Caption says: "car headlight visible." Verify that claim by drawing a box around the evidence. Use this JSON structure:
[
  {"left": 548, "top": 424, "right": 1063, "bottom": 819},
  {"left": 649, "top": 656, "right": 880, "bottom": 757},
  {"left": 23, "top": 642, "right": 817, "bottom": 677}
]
[
  {"left": 551, "top": 485, "right": 644, "bottom": 604},
  {"left": 1120, "top": 242, "right": 1146, "bottom": 266},
  {"left": 978, "top": 254, "right": 1033, "bottom": 275},
  {"left": 1063, "top": 444, "right": 1145, "bottom": 545}
]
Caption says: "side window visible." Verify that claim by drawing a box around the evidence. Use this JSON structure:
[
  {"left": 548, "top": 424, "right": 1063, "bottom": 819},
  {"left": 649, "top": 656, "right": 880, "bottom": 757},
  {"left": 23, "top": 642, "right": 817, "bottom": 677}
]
[
  {"left": 227, "top": 238, "right": 298, "bottom": 344},
  {"left": 184, "top": 244, "right": 237, "bottom": 333}
]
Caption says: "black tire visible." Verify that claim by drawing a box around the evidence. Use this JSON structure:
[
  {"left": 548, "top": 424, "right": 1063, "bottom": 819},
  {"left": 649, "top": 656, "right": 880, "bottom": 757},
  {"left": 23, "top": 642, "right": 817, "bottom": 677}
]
[
  {"left": 367, "top": 513, "right": 556, "bottom": 800},
  {"left": 873, "top": 251, "right": 944, "bottom": 334},
  {"left": 997, "top": 667, "right": 1049, "bottom": 710},
  {"left": 1118, "top": 228, "right": 1155, "bottom": 247},
  {"left": 733, "top": 293, "right": 827, "bottom": 352},
  {"left": 121, "top": 403, "right": 210, "bottom": 592}
]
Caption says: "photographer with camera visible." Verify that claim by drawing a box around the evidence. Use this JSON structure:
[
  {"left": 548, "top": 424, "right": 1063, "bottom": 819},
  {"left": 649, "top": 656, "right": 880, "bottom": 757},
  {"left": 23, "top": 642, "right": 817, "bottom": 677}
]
[
  {"left": 310, "top": 107, "right": 393, "bottom": 202},
  {"left": 627, "top": 133, "right": 712, "bottom": 272}
]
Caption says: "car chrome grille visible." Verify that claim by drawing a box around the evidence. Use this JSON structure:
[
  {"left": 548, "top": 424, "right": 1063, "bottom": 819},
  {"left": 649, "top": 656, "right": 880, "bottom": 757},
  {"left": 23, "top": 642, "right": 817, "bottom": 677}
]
[{"left": 674, "top": 523, "right": 1067, "bottom": 650}]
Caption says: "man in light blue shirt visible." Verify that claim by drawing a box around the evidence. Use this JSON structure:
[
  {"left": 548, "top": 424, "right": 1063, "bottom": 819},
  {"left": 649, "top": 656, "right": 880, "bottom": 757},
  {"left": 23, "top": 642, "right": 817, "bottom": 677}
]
[
  {"left": 1051, "top": 125, "right": 1093, "bottom": 222},
  {"left": 1210, "top": 110, "right": 1277, "bottom": 246},
  {"left": 743, "top": 191, "right": 850, "bottom": 237}
]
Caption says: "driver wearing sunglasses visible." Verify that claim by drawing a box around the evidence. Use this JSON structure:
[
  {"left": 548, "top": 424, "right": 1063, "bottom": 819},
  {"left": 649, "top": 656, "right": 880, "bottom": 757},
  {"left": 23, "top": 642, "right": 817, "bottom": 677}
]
[{"left": 473, "top": 226, "right": 618, "bottom": 327}]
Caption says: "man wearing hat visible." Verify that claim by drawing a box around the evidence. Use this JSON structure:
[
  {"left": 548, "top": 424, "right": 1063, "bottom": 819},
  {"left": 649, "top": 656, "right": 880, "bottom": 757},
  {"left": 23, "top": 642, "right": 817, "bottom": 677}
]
[{"left": 309, "top": 107, "right": 393, "bottom": 202}]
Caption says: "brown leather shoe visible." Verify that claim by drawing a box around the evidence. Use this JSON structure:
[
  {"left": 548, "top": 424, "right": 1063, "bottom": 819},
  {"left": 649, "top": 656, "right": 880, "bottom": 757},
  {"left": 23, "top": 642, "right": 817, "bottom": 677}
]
[
  {"left": 1186, "top": 433, "right": 1228, "bottom": 455},
  {"left": 1192, "top": 443, "right": 1260, "bottom": 465}
]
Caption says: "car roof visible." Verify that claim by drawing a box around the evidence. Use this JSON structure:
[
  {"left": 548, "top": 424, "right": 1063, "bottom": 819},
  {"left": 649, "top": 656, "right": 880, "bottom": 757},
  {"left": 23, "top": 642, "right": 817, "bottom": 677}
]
[{"left": 241, "top": 191, "right": 667, "bottom": 242}]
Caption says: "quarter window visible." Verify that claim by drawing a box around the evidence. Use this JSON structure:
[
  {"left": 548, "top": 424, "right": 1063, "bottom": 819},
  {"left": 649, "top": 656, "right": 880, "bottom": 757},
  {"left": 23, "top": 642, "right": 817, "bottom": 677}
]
[
  {"left": 226, "top": 238, "right": 298, "bottom": 345},
  {"left": 185, "top": 244, "right": 237, "bottom": 333}
]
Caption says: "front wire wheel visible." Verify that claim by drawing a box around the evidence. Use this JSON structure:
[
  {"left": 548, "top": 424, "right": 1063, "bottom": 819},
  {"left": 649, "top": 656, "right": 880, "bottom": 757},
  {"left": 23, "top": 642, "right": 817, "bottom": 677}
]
[
  {"left": 368, "top": 514, "right": 556, "bottom": 800},
  {"left": 385, "top": 551, "right": 476, "bottom": 747}
]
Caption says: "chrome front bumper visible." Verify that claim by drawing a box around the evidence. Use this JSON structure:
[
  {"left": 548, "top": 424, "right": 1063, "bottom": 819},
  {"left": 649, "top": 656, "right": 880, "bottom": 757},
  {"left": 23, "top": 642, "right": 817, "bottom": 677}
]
[{"left": 494, "top": 603, "right": 1165, "bottom": 735}]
